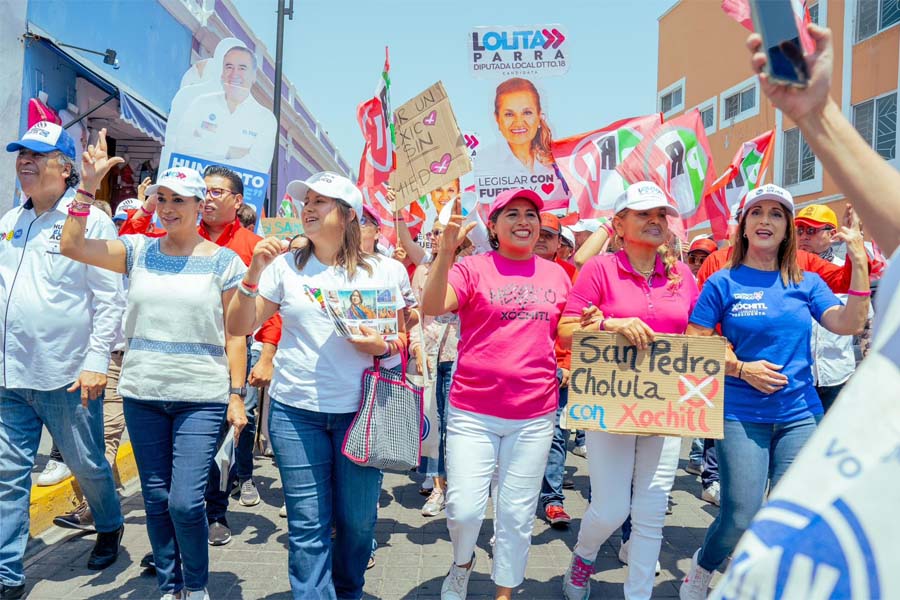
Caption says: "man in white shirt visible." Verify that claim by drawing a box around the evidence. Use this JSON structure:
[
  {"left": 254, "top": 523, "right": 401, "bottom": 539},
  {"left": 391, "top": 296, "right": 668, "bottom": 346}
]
[
  {"left": 0, "top": 122, "right": 125, "bottom": 599},
  {"left": 171, "top": 46, "right": 277, "bottom": 172},
  {"left": 796, "top": 204, "right": 871, "bottom": 411}
]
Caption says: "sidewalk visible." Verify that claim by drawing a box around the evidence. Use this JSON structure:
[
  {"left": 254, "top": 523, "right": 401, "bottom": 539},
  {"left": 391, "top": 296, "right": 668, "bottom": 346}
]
[{"left": 23, "top": 440, "right": 719, "bottom": 599}]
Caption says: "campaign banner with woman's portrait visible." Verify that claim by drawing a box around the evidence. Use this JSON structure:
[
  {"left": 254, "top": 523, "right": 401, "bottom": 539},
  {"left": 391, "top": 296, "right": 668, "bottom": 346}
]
[
  {"left": 159, "top": 38, "right": 277, "bottom": 217},
  {"left": 467, "top": 25, "right": 571, "bottom": 213}
]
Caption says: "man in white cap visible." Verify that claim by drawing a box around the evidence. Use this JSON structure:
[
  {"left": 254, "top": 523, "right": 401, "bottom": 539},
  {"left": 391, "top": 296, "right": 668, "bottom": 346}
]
[{"left": 0, "top": 123, "right": 125, "bottom": 598}]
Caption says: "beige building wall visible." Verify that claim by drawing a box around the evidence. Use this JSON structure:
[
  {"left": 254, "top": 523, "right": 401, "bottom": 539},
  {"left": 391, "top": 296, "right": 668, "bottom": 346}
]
[{"left": 658, "top": 0, "right": 898, "bottom": 232}]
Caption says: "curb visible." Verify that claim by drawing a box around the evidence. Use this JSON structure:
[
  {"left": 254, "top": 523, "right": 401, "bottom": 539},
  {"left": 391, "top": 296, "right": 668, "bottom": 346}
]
[{"left": 29, "top": 442, "right": 139, "bottom": 537}]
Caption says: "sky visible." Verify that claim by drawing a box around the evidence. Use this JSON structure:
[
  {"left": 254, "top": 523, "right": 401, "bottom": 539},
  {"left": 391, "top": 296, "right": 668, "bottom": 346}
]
[{"left": 231, "top": 0, "right": 679, "bottom": 173}]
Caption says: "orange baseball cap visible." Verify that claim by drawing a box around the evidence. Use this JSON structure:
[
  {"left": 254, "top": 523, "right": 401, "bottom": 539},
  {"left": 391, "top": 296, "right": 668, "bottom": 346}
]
[
  {"left": 540, "top": 212, "right": 561, "bottom": 234},
  {"left": 795, "top": 204, "right": 838, "bottom": 229},
  {"left": 689, "top": 238, "right": 718, "bottom": 254}
]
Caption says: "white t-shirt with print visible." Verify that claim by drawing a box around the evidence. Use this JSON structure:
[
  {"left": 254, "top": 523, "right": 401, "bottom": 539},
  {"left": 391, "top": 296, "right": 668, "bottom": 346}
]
[
  {"left": 118, "top": 235, "right": 246, "bottom": 403},
  {"left": 259, "top": 252, "right": 407, "bottom": 413}
]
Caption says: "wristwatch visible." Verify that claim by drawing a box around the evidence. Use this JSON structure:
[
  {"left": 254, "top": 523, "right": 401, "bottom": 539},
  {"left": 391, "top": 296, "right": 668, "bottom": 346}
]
[{"left": 229, "top": 386, "right": 247, "bottom": 398}]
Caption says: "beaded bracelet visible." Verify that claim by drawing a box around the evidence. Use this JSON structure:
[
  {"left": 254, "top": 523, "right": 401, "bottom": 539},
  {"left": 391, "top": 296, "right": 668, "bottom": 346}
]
[
  {"left": 237, "top": 285, "right": 258, "bottom": 298},
  {"left": 75, "top": 188, "right": 95, "bottom": 200}
]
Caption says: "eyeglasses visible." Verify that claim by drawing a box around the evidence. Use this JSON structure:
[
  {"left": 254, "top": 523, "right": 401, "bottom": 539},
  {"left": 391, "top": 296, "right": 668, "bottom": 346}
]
[
  {"left": 687, "top": 252, "right": 709, "bottom": 265},
  {"left": 359, "top": 215, "right": 377, "bottom": 227},
  {"left": 796, "top": 225, "right": 834, "bottom": 236},
  {"left": 427, "top": 229, "right": 444, "bottom": 238},
  {"left": 206, "top": 187, "right": 234, "bottom": 199}
]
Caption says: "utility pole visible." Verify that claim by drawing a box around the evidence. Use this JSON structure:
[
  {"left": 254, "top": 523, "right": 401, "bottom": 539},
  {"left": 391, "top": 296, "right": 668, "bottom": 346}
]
[{"left": 269, "top": 0, "right": 294, "bottom": 217}]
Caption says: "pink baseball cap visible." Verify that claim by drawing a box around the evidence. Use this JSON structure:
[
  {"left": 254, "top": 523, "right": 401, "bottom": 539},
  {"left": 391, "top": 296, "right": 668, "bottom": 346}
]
[{"left": 488, "top": 188, "right": 544, "bottom": 219}]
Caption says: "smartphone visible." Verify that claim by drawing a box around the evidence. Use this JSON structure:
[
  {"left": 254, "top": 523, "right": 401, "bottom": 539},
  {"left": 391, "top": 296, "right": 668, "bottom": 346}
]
[{"left": 749, "top": 0, "right": 809, "bottom": 87}]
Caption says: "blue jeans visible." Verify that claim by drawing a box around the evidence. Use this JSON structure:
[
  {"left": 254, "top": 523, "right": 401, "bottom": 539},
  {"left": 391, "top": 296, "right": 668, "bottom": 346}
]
[
  {"left": 689, "top": 438, "right": 703, "bottom": 465},
  {"left": 206, "top": 345, "right": 259, "bottom": 523},
  {"left": 701, "top": 438, "right": 719, "bottom": 487},
  {"left": 420, "top": 360, "right": 453, "bottom": 479},
  {"left": 269, "top": 401, "right": 382, "bottom": 600},
  {"left": 540, "top": 386, "right": 569, "bottom": 509},
  {"left": 0, "top": 386, "right": 123, "bottom": 586},
  {"left": 698, "top": 416, "right": 820, "bottom": 572},
  {"left": 574, "top": 429, "right": 585, "bottom": 448},
  {"left": 124, "top": 399, "right": 226, "bottom": 594}
]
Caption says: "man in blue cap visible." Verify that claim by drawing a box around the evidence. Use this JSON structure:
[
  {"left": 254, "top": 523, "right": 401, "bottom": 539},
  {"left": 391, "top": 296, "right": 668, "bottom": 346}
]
[{"left": 0, "top": 122, "right": 125, "bottom": 599}]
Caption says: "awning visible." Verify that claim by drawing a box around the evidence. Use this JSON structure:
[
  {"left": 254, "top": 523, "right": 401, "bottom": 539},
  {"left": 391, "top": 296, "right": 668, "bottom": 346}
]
[
  {"left": 119, "top": 92, "right": 166, "bottom": 143},
  {"left": 26, "top": 29, "right": 168, "bottom": 143}
]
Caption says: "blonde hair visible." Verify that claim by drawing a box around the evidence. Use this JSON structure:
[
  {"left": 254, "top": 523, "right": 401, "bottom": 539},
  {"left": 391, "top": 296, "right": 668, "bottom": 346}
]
[
  {"left": 494, "top": 78, "right": 554, "bottom": 168},
  {"left": 728, "top": 208, "right": 803, "bottom": 286},
  {"left": 613, "top": 208, "right": 682, "bottom": 285}
]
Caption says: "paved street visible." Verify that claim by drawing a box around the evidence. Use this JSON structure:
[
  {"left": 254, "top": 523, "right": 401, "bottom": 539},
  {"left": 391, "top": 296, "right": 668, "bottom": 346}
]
[{"left": 23, "top": 440, "right": 720, "bottom": 599}]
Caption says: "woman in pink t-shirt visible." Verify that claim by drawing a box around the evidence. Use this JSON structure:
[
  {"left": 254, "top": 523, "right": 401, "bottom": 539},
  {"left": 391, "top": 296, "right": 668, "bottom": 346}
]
[
  {"left": 557, "top": 183, "right": 699, "bottom": 600},
  {"left": 422, "top": 189, "right": 571, "bottom": 600}
]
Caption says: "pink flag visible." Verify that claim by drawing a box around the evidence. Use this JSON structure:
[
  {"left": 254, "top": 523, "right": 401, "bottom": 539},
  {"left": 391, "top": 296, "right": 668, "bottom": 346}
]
[
  {"left": 551, "top": 115, "right": 662, "bottom": 219},
  {"left": 722, "top": 0, "right": 815, "bottom": 54}
]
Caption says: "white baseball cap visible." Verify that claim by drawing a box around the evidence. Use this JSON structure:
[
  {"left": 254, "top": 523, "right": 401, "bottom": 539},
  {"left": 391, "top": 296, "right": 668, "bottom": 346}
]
[
  {"left": 286, "top": 172, "right": 363, "bottom": 221},
  {"left": 560, "top": 226, "right": 575, "bottom": 247},
  {"left": 113, "top": 198, "right": 142, "bottom": 221},
  {"left": 741, "top": 184, "right": 795, "bottom": 215},
  {"left": 145, "top": 167, "right": 207, "bottom": 201},
  {"left": 569, "top": 218, "right": 601, "bottom": 233},
  {"left": 613, "top": 181, "right": 679, "bottom": 217}
]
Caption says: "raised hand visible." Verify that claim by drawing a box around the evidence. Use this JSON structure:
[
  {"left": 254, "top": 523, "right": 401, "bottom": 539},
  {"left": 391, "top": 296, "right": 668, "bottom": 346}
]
[
  {"left": 248, "top": 237, "right": 288, "bottom": 279},
  {"left": 439, "top": 197, "right": 476, "bottom": 258},
  {"left": 833, "top": 204, "right": 866, "bottom": 263},
  {"left": 80, "top": 128, "right": 125, "bottom": 193}
]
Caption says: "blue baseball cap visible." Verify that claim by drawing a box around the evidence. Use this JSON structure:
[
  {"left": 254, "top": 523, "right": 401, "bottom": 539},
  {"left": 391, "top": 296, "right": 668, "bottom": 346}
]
[{"left": 6, "top": 121, "right": 77, "bottom": 160}]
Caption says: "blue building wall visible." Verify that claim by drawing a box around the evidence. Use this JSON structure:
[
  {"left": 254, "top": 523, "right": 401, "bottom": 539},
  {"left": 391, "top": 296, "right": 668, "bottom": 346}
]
[{"left": 26, "top": 0, "right": 190, "bottom": 112}]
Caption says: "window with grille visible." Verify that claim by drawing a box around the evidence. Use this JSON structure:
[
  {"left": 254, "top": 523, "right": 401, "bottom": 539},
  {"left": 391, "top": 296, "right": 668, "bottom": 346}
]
[
  {"left": 853, "top": 93, "right": 897, "bottom": 160},
  {"left": 857, "top": 0, "right": 900, "bottom": 42},
  {"left": 782, "top": 128, "right": 816, "bottom": 186},
  {"left": 700, "top": 106, "right": 715, "bottom": 130},
  {"left": 660, "top": 87, "right": 683, "bottom": 114},
  {"left": 723, "top": 86, "right": 756, "bottom": 121}
]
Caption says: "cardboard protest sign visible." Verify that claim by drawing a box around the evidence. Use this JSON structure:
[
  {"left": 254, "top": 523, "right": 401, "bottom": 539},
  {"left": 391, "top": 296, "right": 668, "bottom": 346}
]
[
  {"left": 567, "top": 331, "right": 725, "bottom": 438},
  {"left": 469, "top": 25, "right": 569, "bottom": 79},
  {"left": 160, "top": 38, "right": 277, "bottom": 223},
  {"left": 389, "top": 82, "right": 471, "bottom": 211},
  {"left": 260, "top": 217, "right": 303, "bottom": 240}
]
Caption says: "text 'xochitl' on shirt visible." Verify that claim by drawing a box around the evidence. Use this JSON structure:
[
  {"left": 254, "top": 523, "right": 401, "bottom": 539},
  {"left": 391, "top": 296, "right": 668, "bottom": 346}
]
[
  {"left": 690, "top": 265, "right": 842, "bottom": 423},
  {"left": 448, "top": 251, "right": 571, "bottom": 420}
]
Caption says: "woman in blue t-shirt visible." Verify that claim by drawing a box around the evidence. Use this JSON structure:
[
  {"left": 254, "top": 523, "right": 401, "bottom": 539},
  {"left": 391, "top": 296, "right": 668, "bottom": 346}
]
[{"left": 678, "top": 185, "right": 870, "bottom": 599}]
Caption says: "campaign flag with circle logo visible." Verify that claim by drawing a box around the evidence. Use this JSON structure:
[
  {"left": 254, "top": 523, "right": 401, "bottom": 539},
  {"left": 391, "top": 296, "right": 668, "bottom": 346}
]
[
  {"left": 551, "top": 114, "right": 662, "bottom": 219},
  {"left": 708, "top": 130, "right": 775, "bottom": 218},
  {"left": 616, "top": 110, "right": 729, "bottom": 241}
]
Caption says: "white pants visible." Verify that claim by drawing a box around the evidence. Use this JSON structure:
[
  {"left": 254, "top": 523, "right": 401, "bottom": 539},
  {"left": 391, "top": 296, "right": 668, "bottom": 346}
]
[
  {"left": 445, "top": 405, "right": 554, "bottom": 588},
  {"left": 575, "top": 431, "right": 681, "bottom": 600}
]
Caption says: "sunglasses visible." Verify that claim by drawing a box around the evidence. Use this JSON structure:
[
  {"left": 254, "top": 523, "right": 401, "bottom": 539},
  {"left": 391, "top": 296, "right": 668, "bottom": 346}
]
[
  {"left": 206, "top": 187, "right": 234, "bottom": 199},
  {"left": 687, "top": 252, "right": 709, "bottom": 265},
  {"left": 796, "top": 225, "right": 834, "bottom": 235},
  {"left": 359, "top": 215, "right": 378, "bottom": 227}
]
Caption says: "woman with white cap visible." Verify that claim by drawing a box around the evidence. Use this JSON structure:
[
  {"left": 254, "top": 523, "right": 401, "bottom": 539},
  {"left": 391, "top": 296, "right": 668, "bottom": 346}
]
[
  {"left": 679, "top": 184, "right": 870, "bottom": 599},
  {"left": 226, "top": 172, "right": 409, "bottom": 600},
  {"left": 422, "top": 189, "right": 571, "bottom": 600},
  {"left": 61, "top": 162, "right": 250, "bottom": 600},
  {"left": 557, "top": 182, "right": 698, "bottom": 600}
]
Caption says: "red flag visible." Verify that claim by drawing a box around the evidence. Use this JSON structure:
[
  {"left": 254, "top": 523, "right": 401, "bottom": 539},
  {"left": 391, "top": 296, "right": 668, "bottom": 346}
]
[
  {"left": 722, "top": 0, "right": 815, "bottom": 54},
  {"left": 707, "top": 130, "right": 775, "bottom": 214},
  {"left": 616, "top": 110, "right": 729, "bottom": 240},
  {"left": 551, "top": 115, "right": 662, "bottom": 220}
]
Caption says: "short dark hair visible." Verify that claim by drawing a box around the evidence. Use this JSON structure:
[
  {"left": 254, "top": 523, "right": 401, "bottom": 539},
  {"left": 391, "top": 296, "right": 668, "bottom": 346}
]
[
  {"left": 236, "top": 203, "right": 257, "bottom": 229},
  {"left": 224, "top": 46, "right": 258, "bottom": 70},
  {"left": 203, "top": 165, "right": 243, "bottom": 195}
]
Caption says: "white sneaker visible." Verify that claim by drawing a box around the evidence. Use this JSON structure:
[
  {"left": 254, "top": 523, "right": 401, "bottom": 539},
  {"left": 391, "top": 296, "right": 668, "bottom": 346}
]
[
  {"left": 572, "top": 445, "right": 588, "bottom": 458},
  {"left": 701, "top": 482, "right": 721, "bottom": 506},
  {"left": 160, "top": 595, "right": 179, "bottom": 600},
  {"left": 185, "top": 589, "right": 210, "bottom": 600},
  {"left": 562, "top": 553, "right": 593, "bottom": 599},
  {"left": 441, "top": 554, "right": 476, "bottom": 599},
  {"left": 680, "top": 549, "right": 713, "bottom": 600},
  {"left": 618, "top": 539, "right": 661, "bottom": 575},
  {"left": 279, "top": 503, "right": 287, "bottom": 518},
  {"left": 37, "top": 459, "right": 72, "bottom": 486}
]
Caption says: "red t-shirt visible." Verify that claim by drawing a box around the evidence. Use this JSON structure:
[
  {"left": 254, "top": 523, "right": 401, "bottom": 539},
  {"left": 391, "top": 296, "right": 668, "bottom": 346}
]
[{"left": 696, "top": 247, "right": 860, "bottom": 292}]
